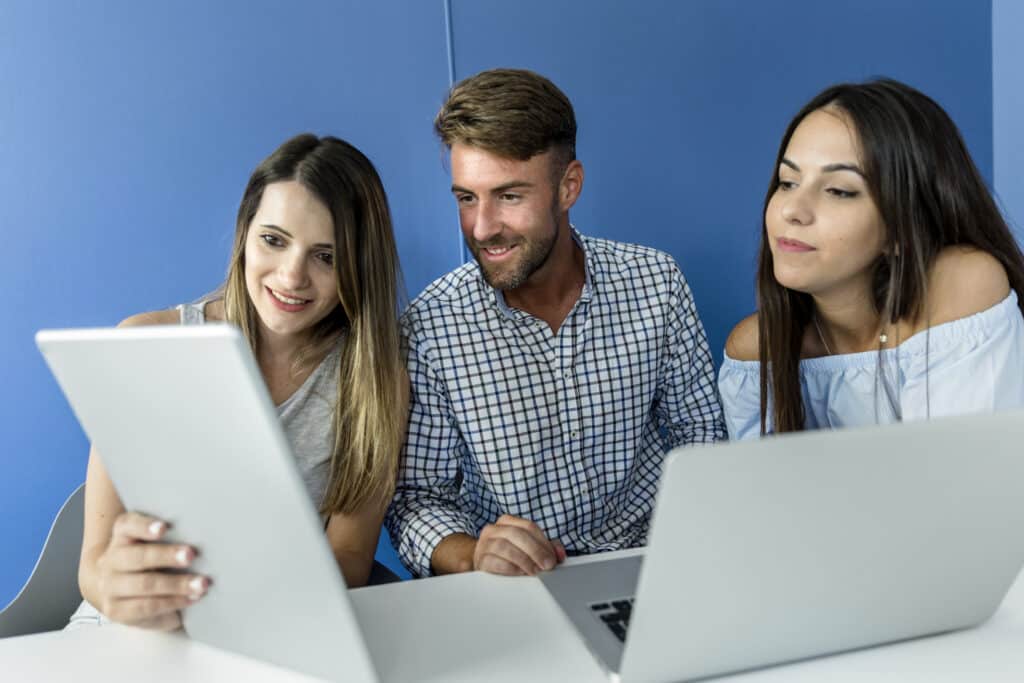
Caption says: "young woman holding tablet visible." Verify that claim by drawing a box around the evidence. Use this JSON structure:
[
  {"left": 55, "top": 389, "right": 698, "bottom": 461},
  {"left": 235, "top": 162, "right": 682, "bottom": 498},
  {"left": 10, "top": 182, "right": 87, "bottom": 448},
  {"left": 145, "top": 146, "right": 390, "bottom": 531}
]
[{"left": 72, "top": 134, "right": 407, "bottom": 629}]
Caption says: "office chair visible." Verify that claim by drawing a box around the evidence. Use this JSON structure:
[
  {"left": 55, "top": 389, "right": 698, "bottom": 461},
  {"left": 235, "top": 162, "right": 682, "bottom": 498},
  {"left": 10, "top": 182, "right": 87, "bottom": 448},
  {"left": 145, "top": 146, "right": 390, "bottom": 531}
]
[{"left": 0, "top": 483, "right": 84, "bottom": 638}]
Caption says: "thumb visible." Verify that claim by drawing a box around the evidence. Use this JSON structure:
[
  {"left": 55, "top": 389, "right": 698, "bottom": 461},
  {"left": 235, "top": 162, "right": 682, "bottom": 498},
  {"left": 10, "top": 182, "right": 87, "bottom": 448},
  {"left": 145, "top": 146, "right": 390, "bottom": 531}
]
[{"left": 551, "top": 540, "right": 568, "bottom": 563}]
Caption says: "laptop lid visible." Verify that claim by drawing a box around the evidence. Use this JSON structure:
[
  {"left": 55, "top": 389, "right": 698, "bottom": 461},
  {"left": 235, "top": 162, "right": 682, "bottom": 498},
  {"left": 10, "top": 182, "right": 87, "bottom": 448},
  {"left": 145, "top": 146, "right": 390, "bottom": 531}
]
[
  {"left": 621, "top": 409, "right": 1024, "bottom": 683},
  {"left": 37, "top": 324, "right": 378, "bottom": 682}
]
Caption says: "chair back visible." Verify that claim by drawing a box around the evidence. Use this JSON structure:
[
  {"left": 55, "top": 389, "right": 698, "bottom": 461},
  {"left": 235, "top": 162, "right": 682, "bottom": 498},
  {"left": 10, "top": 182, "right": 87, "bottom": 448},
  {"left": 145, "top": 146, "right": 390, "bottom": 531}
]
[{"left": 0, "top": 483, "right": 84, "bottom": 637}]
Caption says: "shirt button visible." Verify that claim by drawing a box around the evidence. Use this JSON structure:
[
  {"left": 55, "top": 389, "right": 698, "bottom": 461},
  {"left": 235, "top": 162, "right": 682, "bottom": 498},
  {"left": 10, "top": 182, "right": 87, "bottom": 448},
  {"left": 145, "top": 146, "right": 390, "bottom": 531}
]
[
  {"left": 580, "top": 482, "right": 590, "bottom": 494},
  {"left": 563, "top": 370, "right": 572, "bottom": 380},
  {"left": 571, "top": 431, "right": 579, "bottom": 439}
]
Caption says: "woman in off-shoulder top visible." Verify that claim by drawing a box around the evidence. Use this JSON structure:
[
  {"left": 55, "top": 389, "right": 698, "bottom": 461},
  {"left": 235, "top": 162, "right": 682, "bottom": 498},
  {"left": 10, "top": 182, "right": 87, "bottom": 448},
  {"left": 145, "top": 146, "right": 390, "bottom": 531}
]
[{"left": 719, "top": 78, "right": 1024, "bottom": 440}]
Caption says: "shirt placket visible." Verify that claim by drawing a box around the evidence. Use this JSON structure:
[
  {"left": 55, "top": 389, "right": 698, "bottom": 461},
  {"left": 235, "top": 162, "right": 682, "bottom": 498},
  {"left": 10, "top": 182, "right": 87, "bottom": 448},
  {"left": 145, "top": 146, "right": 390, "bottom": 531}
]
[{"left": 555, "top": 300, "right": 592, "bottom": 526}]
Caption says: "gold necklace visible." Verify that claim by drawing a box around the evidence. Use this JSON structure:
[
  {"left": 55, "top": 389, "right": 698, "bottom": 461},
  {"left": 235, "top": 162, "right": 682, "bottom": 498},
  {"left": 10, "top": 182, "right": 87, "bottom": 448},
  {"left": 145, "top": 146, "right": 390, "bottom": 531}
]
[
  {"left": 813, "top": 315, "right": 889, "bottom": 356},
  {"left": 812, "top": 315, "right": 833, "bottom": 355}
]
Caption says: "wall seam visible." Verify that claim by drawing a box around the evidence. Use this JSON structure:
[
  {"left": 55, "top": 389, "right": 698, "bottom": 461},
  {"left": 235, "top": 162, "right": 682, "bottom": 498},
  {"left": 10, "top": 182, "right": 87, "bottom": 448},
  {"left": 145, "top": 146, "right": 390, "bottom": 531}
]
[{"left": 443, "top": 0, "right": 470, "bottom": 265}]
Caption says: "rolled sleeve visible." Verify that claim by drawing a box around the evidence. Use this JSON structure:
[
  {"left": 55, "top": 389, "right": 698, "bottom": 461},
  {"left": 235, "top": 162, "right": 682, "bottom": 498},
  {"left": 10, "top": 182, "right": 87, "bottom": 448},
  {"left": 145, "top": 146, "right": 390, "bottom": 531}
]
[
  {"left": 653, "top": 266, "right": 726, "bottom": 447},
  {"left": 385, "top": 313, "right": 478, "bottom": 577}
]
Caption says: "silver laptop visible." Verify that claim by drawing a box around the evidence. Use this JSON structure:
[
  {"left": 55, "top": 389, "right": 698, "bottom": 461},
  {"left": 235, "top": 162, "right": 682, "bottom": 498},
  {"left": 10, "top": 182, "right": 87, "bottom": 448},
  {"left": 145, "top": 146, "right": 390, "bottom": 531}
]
[
  {"left": 540, "top": 410, "right": 1024, "bottom": 682},
  {"left": 37, "top": 324, "right": 378, "bottom": 683}
]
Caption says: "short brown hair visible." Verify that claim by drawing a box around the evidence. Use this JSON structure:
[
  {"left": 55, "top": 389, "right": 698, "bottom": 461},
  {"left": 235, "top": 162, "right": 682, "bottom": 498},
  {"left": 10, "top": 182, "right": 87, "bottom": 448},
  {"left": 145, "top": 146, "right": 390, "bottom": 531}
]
[{"left": 435, "top": 68, "right": 577, "bottom": 170}]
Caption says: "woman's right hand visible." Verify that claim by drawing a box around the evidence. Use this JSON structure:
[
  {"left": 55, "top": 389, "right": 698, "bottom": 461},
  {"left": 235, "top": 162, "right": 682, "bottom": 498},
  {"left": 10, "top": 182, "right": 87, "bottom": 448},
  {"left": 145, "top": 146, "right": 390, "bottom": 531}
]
[{"left": 91, "top": 511, "right": 210, "bottom": 630}]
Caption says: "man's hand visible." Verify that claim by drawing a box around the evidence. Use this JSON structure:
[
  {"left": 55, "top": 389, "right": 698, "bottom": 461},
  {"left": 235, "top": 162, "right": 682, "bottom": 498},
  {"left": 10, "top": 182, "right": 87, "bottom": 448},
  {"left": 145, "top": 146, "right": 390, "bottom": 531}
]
[{"left": 473, "top": 515, "right": 567, "bottom": 576}]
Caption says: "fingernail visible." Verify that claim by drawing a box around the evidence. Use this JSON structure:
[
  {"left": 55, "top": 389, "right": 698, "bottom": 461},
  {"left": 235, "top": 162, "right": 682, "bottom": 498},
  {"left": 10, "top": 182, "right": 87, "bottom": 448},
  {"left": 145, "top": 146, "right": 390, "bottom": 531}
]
[
  {"left": 543, "top": 559, "right": 554, "bottom": 571},
  {"left": 148, "top": 521, "right": 164, "bottom": 537},
  {"left": 188, "top": 577, "right": 206, "bottom": 593},
  {"left": 175, "top": 548, "right": 191, "bottom": 566}
]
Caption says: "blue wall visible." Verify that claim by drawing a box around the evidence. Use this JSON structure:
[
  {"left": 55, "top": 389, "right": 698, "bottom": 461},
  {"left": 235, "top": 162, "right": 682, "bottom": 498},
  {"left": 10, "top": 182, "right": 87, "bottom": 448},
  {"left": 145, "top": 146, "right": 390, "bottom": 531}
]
[
  {"left": 994, "top": 0, "right": 1024, "bottom": 241},
  {"left": 1, "top": 0, "right": 1001, "bottom": 607}
]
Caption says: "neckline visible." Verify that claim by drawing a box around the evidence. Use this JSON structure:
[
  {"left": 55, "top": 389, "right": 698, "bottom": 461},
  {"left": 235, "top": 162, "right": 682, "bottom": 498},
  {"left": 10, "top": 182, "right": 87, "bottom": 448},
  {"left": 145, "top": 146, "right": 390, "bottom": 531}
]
[
  {"left": 723, "top": 290, "right": 1018, "bottom": 369},
  {"left": 275, "top": 341, "right": 341, "bottom": 411}
]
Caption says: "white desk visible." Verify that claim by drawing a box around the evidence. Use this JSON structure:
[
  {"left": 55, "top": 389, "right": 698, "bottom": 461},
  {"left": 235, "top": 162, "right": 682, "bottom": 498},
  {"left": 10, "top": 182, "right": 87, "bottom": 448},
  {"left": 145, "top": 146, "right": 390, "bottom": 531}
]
[{"left": 3, "top": 549, "right": 1023, "bottom": 682}]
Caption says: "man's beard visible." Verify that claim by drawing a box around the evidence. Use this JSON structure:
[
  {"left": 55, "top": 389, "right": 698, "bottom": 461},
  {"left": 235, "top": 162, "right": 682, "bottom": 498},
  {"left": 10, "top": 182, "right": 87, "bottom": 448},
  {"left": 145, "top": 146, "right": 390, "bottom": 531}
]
[{"left": 468, "top": 222, "right": 559, "bottom": 290}]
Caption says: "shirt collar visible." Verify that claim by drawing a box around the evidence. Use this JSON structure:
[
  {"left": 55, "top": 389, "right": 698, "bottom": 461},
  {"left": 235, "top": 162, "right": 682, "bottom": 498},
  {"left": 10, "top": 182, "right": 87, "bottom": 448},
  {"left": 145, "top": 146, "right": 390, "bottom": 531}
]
[{"left": 488, "top": 225, "right": 594, "bottom": 320}]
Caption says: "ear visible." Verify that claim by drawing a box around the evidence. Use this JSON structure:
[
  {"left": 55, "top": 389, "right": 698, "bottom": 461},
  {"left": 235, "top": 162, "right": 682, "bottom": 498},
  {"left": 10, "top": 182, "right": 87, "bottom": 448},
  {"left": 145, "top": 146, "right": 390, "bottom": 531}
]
[
  {"left": 882, "top": 238, "right": 900, "bottom": 259},
  {"left": 558, "top": 159, "right": 584, "bottom": 212}
]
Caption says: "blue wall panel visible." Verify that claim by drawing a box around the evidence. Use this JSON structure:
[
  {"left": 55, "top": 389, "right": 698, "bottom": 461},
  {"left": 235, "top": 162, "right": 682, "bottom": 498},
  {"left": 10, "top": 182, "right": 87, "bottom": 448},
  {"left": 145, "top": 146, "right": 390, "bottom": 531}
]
[
  {"left": 0, "top": 0, "right": 454, "bottom": 604},
  {"left": 994, "top": 0, "right": 1024, "bottom": 241},
  {"left": 449, "top": 0, "right": 994, "bottom": 362}
]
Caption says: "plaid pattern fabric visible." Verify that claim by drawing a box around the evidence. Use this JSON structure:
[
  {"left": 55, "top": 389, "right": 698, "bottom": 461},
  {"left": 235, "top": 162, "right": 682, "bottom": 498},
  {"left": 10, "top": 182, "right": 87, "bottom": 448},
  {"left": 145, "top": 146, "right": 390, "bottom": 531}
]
[{"left": 386, "top": 230, "right": 725, "bottom": 577}]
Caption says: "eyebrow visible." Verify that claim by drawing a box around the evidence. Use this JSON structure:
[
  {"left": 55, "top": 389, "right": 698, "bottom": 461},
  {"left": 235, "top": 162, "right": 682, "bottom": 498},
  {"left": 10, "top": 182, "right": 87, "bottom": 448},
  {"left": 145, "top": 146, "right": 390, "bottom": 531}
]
[
  {"left": 258, "top": 224, "right": 334, "bottom": 250},
  {"left": 451, "top": 181, "right": 536, "bottom": 195},
  {"left": 780, "top": 158, "right": 866, "bottom": 177}
]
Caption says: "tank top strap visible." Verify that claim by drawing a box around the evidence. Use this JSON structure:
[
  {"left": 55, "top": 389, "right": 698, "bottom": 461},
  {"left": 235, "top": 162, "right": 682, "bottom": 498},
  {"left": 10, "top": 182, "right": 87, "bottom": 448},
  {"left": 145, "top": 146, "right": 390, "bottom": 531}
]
[{"left": 176, "top": 301, "right": 208, "bottom": 325}]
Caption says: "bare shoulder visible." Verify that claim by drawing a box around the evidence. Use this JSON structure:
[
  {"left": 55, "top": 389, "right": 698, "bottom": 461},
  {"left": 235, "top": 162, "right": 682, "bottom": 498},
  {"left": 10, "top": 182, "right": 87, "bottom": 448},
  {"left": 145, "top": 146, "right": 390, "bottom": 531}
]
[
  {"left": 926, "top": 246, "right": 1010, "bottom": 327},
  {"left": 117, "top": 308, "right": 179, "bottom": 328},
  {"left": 203, "top": 299, "right": 226, "bottom": 321},
  {"left": 725, "top": 312, "right": 760, "bottom": 361}
]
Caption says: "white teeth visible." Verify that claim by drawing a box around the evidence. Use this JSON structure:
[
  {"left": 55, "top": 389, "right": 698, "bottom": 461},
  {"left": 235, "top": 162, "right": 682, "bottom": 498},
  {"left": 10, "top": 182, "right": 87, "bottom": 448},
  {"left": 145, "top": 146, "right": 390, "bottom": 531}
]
[
  {"left": 485, "top": 246, "right": 509, "bottom": 255},
  {"left": 271, "top": 290, "right": 307, "bottom": 305}
]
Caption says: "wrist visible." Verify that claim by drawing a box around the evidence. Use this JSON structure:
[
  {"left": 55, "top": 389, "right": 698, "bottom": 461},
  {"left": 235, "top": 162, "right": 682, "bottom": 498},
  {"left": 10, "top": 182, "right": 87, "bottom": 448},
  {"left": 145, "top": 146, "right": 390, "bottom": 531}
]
[{"left": 430, "top": 533, "right": 477, "bottom": 575}]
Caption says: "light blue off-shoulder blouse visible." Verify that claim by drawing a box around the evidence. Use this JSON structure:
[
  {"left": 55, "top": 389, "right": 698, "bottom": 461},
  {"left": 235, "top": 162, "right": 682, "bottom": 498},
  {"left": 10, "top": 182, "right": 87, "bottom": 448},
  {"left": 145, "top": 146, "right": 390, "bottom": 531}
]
[{"left": 718, "top": 291, "right": 1024, "bottom": 441}]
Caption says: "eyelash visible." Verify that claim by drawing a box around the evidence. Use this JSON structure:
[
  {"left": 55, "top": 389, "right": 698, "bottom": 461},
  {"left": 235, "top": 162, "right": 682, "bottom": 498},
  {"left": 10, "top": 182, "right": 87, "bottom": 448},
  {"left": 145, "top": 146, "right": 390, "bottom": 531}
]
[
  {"left": 260, "top": 234, "right": 334, "bottom": 266},
  {"left": 453, "top": 193, "right": 522, "bottom": 204},
  {"left": 776, "top": 181, "right": 859, "bottom": 199}
]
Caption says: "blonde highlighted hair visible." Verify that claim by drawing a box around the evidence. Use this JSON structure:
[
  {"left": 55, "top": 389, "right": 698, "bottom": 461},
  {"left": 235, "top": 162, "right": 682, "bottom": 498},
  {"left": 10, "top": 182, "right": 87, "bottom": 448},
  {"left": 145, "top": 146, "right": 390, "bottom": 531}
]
[{"left": 223, "top": 134, "right": 404, "bottom": 515}]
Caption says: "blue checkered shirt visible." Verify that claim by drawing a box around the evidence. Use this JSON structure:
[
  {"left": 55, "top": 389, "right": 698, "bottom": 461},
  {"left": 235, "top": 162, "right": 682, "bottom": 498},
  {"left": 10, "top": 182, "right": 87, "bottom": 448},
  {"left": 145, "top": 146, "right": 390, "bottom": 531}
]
[{"left": 386, "top": 230, "right": 725, "bottom": 577}]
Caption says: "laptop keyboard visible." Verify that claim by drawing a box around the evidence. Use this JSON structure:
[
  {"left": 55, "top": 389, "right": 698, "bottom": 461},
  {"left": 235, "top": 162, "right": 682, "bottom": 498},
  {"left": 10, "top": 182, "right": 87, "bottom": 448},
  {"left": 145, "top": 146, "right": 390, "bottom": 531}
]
[{"left": 589, "top": 597, "right": 635, "bottom": 642}]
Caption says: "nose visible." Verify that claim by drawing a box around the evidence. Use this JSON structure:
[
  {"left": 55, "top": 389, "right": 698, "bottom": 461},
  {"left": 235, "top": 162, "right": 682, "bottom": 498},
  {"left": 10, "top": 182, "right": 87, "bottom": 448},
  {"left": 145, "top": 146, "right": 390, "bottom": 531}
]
[
  {"left": 469, "top": 198, "right": 503, "bottom": 244},
  {"left": 277, "top": 250, "right": 309, "bottom": 290},
  {"left": 780, "top": 188, "right": 813, "bottom": 226}
]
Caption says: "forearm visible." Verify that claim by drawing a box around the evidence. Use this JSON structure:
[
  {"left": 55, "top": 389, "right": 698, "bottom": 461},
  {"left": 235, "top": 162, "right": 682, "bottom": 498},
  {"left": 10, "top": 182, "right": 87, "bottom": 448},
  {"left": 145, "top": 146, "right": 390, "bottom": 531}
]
[
  {"left": 77, "top": 544, "right": 107, "bottom": 609},
  {"left": 430, "top": 533, "right": 477, "bottom": 575},
  {"left": 333, "top": 549, "right": 374, "bottom": 588}
]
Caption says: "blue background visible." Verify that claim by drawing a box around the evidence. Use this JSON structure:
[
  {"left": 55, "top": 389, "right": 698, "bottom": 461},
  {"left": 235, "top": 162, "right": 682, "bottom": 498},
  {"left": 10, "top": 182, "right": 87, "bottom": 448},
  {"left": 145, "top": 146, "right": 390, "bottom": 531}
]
[{"left": 1, "top": 0, "right": 1018, "bottom": 605}]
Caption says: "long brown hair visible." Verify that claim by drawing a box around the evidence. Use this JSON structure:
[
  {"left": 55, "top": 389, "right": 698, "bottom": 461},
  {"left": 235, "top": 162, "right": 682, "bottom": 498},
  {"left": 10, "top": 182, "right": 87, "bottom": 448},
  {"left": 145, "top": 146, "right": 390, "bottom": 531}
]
[
  {"left": 224, "top": 134, "right": 404, "bottom": 514},
  {"left": 757, "top": 78, "right": 1024, "bottom": 434}
]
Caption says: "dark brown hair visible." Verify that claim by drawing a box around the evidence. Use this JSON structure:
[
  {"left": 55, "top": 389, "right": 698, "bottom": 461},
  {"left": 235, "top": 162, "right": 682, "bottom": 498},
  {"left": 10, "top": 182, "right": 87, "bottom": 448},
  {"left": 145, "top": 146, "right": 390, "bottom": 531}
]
[{"left": 757, "top": 78, "right": 1024, "bottom": 434}]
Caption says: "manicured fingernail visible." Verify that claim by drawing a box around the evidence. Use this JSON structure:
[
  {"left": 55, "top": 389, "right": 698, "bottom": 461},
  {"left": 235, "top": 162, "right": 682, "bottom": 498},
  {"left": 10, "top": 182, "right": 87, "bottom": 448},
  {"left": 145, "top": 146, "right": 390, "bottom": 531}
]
[
  {"left": 175, "top": 548, "right": 191, "bottom": 566},
  {"left": 188, "top": 577, "right": 206, "bottom": 593},
  {"left": 148, "top": 521, "right": 164, "bottom": 537}
]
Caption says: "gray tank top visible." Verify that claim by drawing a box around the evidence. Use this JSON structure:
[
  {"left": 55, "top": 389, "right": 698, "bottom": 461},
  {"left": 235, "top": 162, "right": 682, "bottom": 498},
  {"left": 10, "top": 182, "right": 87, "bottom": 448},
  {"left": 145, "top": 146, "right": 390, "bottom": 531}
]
[
  {"left": 177, "top": 301, "right": 340, "bottom": 509},
  {"left": 68, "top": 302, "right": 341, "bottom": 628}
]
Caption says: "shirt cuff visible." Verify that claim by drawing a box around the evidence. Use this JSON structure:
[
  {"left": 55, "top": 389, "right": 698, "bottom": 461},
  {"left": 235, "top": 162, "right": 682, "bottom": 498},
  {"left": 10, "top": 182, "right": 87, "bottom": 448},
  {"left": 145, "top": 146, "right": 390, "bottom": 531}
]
[{"left": 397, "top": 508, "right": 477, "bottom": 578}]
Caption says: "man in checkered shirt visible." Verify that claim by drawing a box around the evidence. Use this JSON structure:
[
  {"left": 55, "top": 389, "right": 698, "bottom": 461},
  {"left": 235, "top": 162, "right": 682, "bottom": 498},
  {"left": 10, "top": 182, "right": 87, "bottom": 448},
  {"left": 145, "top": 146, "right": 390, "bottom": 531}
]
[{"left": 386, "top": 68, "right": 725, "bottom": 578}]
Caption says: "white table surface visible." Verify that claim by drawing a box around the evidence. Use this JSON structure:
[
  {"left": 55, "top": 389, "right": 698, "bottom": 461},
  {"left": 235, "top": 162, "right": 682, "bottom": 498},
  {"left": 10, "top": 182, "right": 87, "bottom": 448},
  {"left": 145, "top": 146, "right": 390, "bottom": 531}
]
[{"left": 3, "top": 548, "right": 1023, "bottom": 682}]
